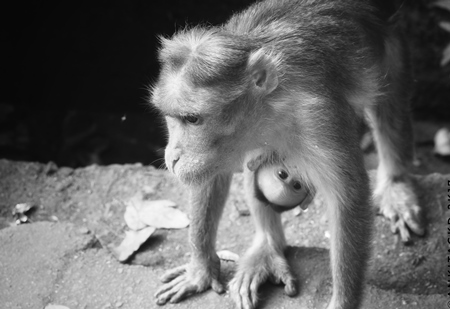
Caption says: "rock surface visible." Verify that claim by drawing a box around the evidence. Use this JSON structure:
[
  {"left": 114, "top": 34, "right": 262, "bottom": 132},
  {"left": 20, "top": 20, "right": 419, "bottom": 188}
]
[{"left": 0, "top": 159, "right": 447, "bottom": 309}]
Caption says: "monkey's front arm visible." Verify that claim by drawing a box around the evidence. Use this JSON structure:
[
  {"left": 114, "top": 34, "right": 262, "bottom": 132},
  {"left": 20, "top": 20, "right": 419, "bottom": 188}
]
[{"left": 155, "top": 174, "right": 232, "bottom": 305}]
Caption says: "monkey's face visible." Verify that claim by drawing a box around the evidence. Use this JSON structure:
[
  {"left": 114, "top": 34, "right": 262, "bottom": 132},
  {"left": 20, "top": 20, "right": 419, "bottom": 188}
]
[
  {"left": 161, "top": 94, "right": 258, "bottom": 185},
  {"left": 152, "top": 29, "right": 280, "bottom": 184}
]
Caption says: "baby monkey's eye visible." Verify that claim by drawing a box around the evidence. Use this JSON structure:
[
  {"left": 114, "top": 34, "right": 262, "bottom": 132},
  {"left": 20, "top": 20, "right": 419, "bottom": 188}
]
[
  {"left": 182, "top": 115, "right": 201, "bottom": 125},
  {"left": 277, "top": 169, "right": 288, "bottom": 180},
  {"left": 292, "top": 181, "right": 302, "bottom": 190}
]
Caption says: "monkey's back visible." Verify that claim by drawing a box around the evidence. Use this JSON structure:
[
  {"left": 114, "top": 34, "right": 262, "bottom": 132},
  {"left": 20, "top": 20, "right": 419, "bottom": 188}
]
[
  {"left": 226, "top": 0, "right": 386, "bottom": 49},
  {"left": 224, "top": 0, "right": 390, "bottom": 97}
]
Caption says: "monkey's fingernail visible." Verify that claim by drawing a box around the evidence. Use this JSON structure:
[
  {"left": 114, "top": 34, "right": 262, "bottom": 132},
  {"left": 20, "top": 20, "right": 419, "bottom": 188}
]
[
  {"left": 212, "top": 281, "right": 225, "bottom": 294},
  {"left": 284, "top": 283, "right": 297, "bottom": 296},
  {"left": 398, "top": 225, "right": 412, "bottom": 244}
]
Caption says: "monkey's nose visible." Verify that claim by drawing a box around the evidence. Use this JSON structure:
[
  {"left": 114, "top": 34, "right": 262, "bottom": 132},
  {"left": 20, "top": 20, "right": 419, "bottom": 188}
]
[
  {"left": 171, "top": 157, "right": 180, "bottom": 171},
  {"left": 165, "top": 148, "right": 182, "bottom": 172}
]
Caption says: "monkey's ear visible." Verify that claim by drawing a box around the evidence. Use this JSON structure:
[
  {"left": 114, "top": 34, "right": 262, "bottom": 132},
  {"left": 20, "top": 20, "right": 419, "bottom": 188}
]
[{"left": 248, "top": 50, "right": 279, "bottom": 95}]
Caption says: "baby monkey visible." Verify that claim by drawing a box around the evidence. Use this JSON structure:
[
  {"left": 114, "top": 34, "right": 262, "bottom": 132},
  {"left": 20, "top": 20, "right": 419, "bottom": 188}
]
[
  {"left": 250, "top": 153, "right": 314, "bottom": 212},
  {"left": 151, "top": 0, "right": 425, "bottom": 308}
]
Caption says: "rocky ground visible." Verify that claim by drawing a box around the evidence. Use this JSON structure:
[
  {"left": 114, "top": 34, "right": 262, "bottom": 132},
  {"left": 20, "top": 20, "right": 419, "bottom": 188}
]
[{"left": 0, "top": 120, "right": 449, "bottom": 309}]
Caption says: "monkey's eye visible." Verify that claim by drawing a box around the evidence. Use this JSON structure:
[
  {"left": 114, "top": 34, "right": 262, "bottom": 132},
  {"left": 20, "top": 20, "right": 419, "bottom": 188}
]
[
  {"left": 277, "top": 169, "right": 288, "bottom": 180},
  {"left": 181, "top": 115, "right": 201, "bottom": 125},
  {"left": 292, "top": 181, "right": 302, "bottom": 191}
]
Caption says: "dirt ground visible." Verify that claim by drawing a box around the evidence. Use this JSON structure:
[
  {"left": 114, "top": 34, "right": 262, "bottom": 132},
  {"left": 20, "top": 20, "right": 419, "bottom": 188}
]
[{"left": 0, "top": 120, "right": 449, "bottom": 309}]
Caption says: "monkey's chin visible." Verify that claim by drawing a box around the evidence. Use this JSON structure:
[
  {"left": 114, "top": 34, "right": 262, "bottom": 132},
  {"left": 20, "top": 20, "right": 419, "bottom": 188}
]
[{"left": 173, "top": 166, "right": 216, "bottom": 186}]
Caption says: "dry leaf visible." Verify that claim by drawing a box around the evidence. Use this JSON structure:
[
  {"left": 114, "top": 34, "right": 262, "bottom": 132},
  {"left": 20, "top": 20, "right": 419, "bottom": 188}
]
[
  {"left": 138, "top": 201, "right": 189, "bottom": 229},
  {"left": 124, "top": 204, "right": 147, "bottom": 231},
  {"left": 217, "top": 250, "right": 239, "bottom": 262},
  {"left": 110, "top": 226, "right": 156, "bottom": 262},
  {"left": 44, "top": 305, "right": 71, "bottom": 309},
  {"left": 125, "top": 196, "right": 189, "bottom": 229}
]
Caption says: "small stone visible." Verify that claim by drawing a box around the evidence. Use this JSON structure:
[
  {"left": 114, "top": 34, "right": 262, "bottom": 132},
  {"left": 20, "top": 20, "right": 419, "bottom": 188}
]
[
  {"left": 43, "top": 161, "right": 58, "bottom": 175},
  {"left": 102, "top": 302, "right": 112, "bottom": 309},
  {"left": 77, "top": 227, "right": 90, "bottom": 234},
  {"left": 44, "top": 305, "right": 70, "bottom": 309},
  {"left": 13, "top": 203, "right": 33, "bottom": 214},
  {"left": 55, "top": 178, "right": 73, "bottom": 192},
  {"left": 59, "top": 167, "right": 74, "bottom": 177}
]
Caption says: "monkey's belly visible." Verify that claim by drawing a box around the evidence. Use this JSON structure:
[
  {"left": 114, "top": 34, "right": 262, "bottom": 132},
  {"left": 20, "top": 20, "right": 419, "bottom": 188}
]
[{"left": 256, "top": 165, "right": 310, "bottom": 209}]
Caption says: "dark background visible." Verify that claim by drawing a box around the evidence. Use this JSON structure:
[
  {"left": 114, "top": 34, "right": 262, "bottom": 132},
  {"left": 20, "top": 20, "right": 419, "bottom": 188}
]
[{"left": 1, "top": 0, "right": 449, "bottom": 168}]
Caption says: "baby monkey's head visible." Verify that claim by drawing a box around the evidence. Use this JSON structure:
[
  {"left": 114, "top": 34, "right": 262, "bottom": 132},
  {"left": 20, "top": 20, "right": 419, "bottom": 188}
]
[{"left": 255, "top": 162, "right": 313, "bottom": 213}]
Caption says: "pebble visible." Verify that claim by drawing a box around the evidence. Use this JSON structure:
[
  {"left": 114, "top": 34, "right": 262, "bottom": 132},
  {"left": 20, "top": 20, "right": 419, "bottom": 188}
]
[
  {"left": 44, "top": 305, "right": 70, "bottom": 309},
  {"left": 102, "top": 302, "right": 112, "bottom": 309},
  {"left": 43, "top": 161, "right": 58, "bottom": 175},
  {"left": 77, "top": 226, "right": 90, "bottom": 235}
]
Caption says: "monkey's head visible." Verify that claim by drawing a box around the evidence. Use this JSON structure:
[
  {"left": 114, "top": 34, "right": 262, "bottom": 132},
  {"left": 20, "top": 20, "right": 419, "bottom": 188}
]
[{"left": 151, "top": 28, "right": 281, "bottom": 184}]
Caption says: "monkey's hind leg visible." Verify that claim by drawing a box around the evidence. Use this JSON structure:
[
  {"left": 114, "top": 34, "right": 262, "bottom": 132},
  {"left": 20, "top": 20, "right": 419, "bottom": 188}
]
[
  {"left": 366, "top": 51, "right": 425, "bottom": 243},
  {"left": 229, "top": 168, "right": 297, "bottom": 309}
]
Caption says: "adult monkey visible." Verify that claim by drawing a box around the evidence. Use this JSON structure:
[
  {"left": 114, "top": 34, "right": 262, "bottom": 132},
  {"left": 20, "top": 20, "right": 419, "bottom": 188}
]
[{"left": 151, "top": 0, "right": 424, "bottom": 308}]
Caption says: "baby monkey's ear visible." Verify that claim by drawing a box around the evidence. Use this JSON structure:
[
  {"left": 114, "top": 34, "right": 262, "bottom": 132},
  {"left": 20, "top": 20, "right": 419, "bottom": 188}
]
[{"left": 247, "top": 49, "right": 279, "bottom": 95}]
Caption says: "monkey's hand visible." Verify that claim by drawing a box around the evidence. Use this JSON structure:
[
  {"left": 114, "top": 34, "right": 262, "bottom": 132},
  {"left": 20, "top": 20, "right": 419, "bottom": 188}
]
[
  {"left": 246, "top": 153, "right": 269, "bottom": 171},
  {"left": 246, "top": 149, "right": 281, "bottom": 172},
  {"left": 155, "top": 256, "right": 224, "bottom": 305},
  {"left": 375, "top": 177, "right": 425, "bottom": 243},
  {"left": 229, "top": 246, "right": 297, "bottom": 309}
]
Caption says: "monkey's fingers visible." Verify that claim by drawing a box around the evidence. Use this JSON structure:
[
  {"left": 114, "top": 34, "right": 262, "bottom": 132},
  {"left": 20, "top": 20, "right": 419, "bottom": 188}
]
[
  {"left": 391, "top": 212, "right": 425, "bottom": 244},
  {"left": 389, "top": 214, "right": 400, "bottom": 234},
  {"left": 155, "top": 275, "right": 186, "bottom": 299},
  {"left": 282, "top": 276, "right": 297, "bottom": 296},
  {"left": 159, "top": 265, "right": 187, "bottom": 283},
  {"left": 167, "top": 282, "right": 197, "bottom": 304},
  {"left": 389, "top": 215, "right": 414, "bottom": 244},
  {"left": 211, "top": 278, "right": 225, "bottom": 294},
  {"left": 271, "top": 256, "right": 297, "bottom": 296},
  {"left": 377, "top": 180, "right": 425, "bottom": 242},
  {"left": 397, "top": 220, "right": 412, "bottom": 244},
  {"left": 248, "top": 272, "right": 268, "bottom": 308},
  {"left": 388, "top": 201, "right": 425, "bottom": 241},
  {"left": 155, "top": 276, "right": 197, "bottom": 305},
  {"left": 230, "top": 272, "right": 261, "bottom": 309},
  {"left": 230, "top": 275, "right": 244, "bottom": 309},
  {"left": 240, "top": 274, "right": 257, "bottom": 309},
  {"left": 247, "top": 155, "right": 264, "bottom": 171},
  {"left": 402, "top": 204, "right": 425, "bottom": 237}
]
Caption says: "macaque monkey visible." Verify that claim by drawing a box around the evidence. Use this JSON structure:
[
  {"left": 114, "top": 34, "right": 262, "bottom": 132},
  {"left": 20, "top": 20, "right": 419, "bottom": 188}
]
[{"left": 151, "top": 0, "right": 425, "bottom": 308}]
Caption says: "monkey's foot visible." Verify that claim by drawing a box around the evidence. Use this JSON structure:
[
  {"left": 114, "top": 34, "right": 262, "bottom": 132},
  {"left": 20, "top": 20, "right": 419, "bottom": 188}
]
[
  {"left": 229, "top": 248, "right": 297, "bottom": 309},
  {"left": 375, "top": 178, "right": 425, "bottom": 243},
  {"left": 154, "top": 261, "right": 224, "bottom": 305}
]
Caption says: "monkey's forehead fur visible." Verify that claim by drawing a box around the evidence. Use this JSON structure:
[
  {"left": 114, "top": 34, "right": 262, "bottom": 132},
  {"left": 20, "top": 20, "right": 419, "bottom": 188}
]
[{"left": 151, "top": 0, "right": 387, "bottom": 112}]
